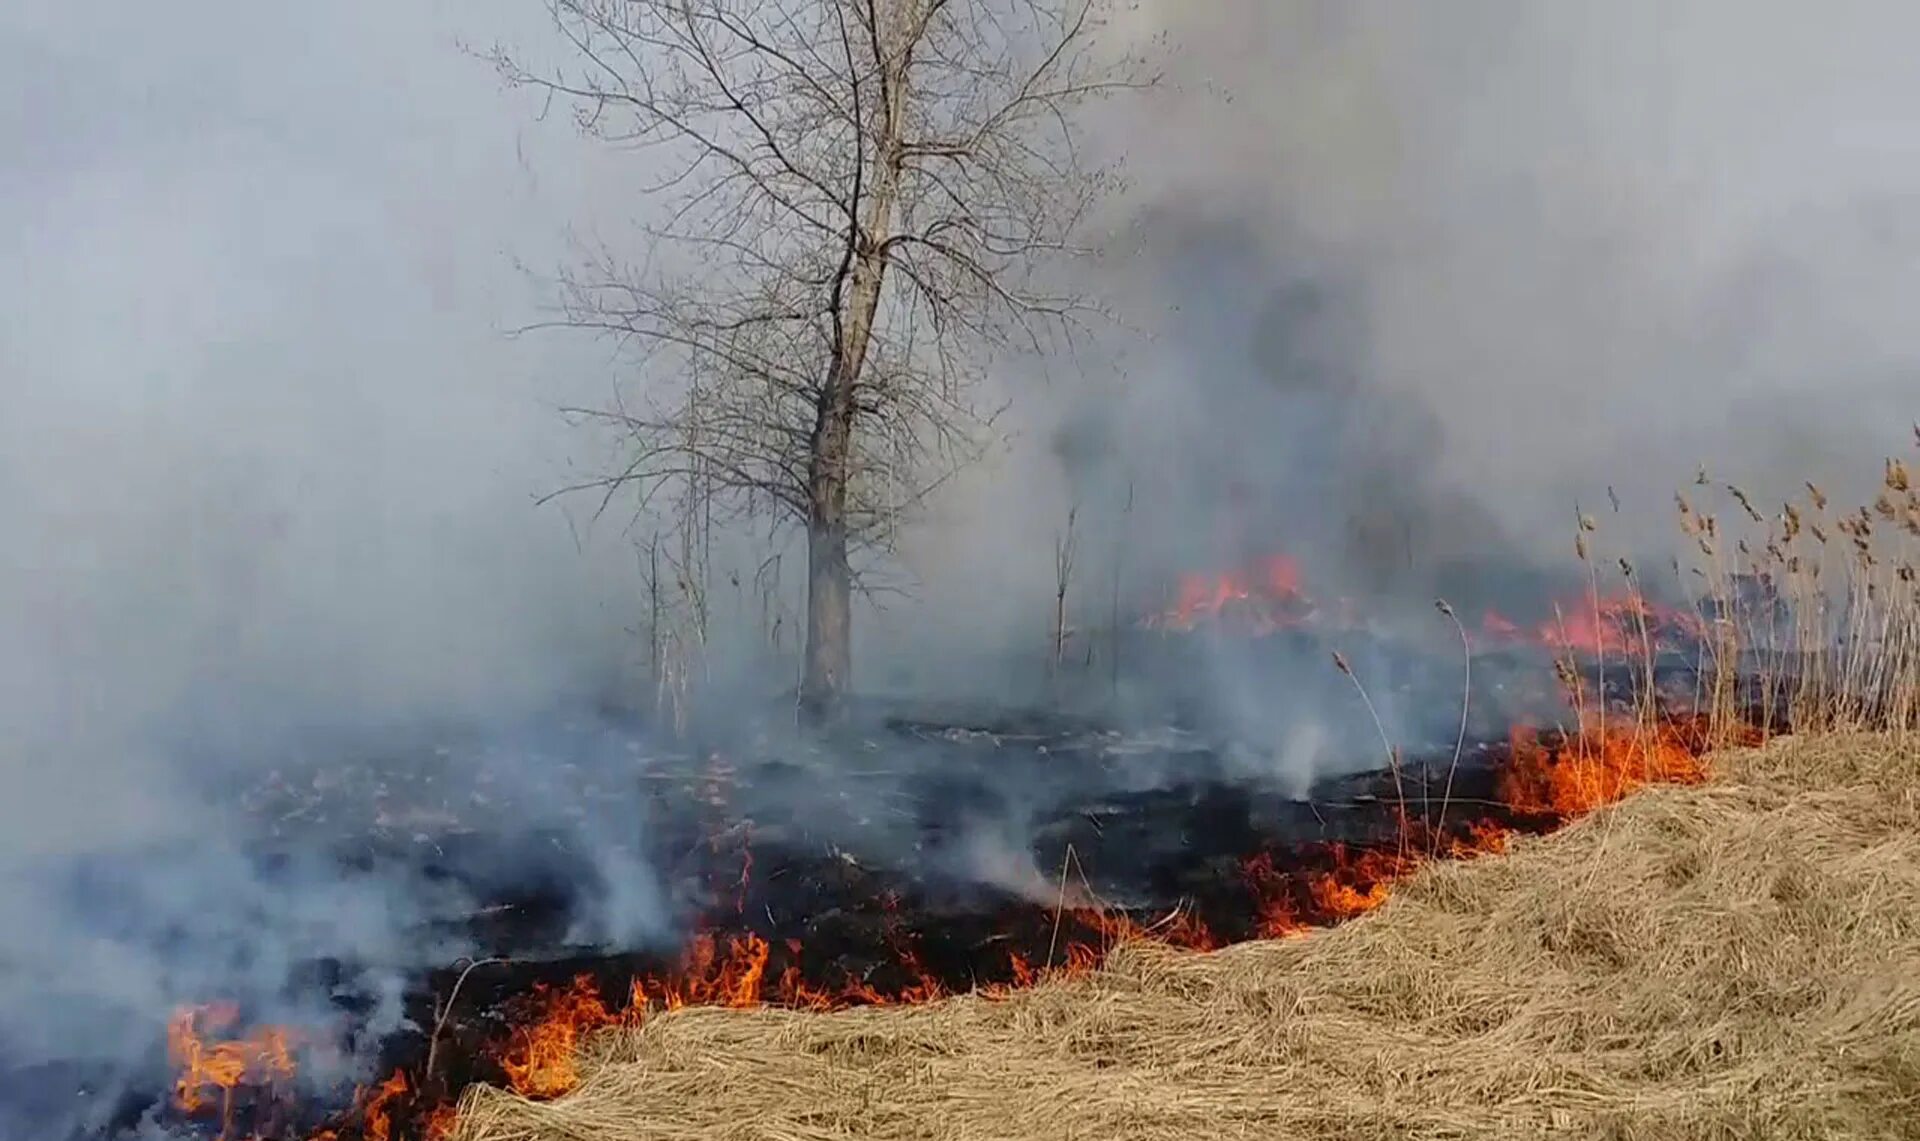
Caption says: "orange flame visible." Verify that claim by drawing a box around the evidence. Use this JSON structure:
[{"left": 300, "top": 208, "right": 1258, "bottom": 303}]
[
  {"left": 167, "top": 1002, "right": 298, "bottom": 1117},
  {"left": 1151, "top": 554, "right": 1311, "bottom": 632},
  {"left": 359, "top": 1068, "right": 410, "bottom": 1141},
  {"left": 497, "top": 976, "right": 620, "bottom": 1099},
  {"left": 1149, "top": 552, "right": 1705, "bottom": 657},
  {"left": 165, "top": 711, "right": 1714, "bottom": 1141},
  {"left": 1483, "top": 593, "right": 1707, "bottom": 656},
  {"left": 1500, "top": 719, "right": 1713, "bottom": 817}
]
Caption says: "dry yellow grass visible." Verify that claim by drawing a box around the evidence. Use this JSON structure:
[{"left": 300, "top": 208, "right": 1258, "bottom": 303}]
[{"left": 451, "top": 734, "right": 1920, "bottom": 1141}]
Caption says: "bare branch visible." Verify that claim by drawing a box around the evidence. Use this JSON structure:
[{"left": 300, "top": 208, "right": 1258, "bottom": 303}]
[{"left": 498, "top": 0, "right": 1155, "bottom": 706}]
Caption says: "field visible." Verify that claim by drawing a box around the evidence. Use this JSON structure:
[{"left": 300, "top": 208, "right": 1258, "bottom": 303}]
[
  {"left": 442, "top": 457, "right": 1920, "bottom": 1141},
  {"left": 450, "top": 733, "right": 1920, "bottom": 1141},
  {"left": 142, "top": 450, "right": 1920, "bottom": 1141}
]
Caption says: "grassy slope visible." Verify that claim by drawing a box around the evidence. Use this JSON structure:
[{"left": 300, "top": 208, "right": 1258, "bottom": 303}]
[{"left": 454, "top": 735, "right": 1920, "bottom": 1141}]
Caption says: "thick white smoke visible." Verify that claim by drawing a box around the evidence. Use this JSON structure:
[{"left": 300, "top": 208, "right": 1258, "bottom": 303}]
[
  {"left": 1129, "top": 0, "right": 1920, "bottom": 536},
  {"left": 0, "top": 2, "right": 675, "bottom": 1128},
  {"left": 7, "top": 2, "right": 1920, "bottom": 1130},
  {"left": 877, "top": 0, "right": 1920, "bottom": 778}
]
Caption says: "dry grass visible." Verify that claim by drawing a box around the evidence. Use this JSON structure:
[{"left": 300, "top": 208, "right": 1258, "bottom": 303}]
[
  {"left": 451, "top": 734, "right": 1920, "bottom": 1141},
  {"left": 449, "top": 445, "right": 1920, "bottom": 1139}
]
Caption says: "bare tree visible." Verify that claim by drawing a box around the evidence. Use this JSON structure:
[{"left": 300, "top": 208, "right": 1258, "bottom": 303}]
[{"left": 493, "top": 0, "right": 1153, "bottom": 719}]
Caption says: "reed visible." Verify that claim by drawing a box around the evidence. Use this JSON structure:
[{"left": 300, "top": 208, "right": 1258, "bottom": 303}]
[{"left": 1658, "top": 435, "right": 1920, "bottom": 742}]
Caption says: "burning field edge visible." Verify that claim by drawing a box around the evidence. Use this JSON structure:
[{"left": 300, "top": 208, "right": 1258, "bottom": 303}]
[
  {"left": 161, "top": 712, "right": 1722, "bottom": 1141},
  {"left": 155, "top": 449, "right": 1920, "bottom": 1141},
  {"left": 449, "top": 732, "right": 1920, "bottom": 1141}
]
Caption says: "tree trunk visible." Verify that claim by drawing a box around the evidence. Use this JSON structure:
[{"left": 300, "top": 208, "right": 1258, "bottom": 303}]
[
  {"left": 797, "top": 6, "right": 916, "bottom": 723},
  {"left": 800, "top": 504, "right": 852, "bottom": 719},
  {"left": 800, "top": 347, "right": 859, "bottom": 721}
]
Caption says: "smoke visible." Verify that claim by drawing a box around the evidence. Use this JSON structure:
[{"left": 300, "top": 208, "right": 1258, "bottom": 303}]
[
  {"left": 885, "top": 0, "right": 1920, "bottom": 764},
  {"left": 0, "top": 0, "right": 686, "bottom": 1128},
  {"left": 7, "top": 0, "right": 1920, "bottom": 1130},
  {"left": 1111, "top": 0, "right": 1920, "bottom": 539}
]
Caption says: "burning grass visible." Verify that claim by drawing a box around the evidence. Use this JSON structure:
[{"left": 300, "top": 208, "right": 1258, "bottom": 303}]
[
  {"left": 449, "top": 733, "right": 1920, "bottom": 1141},
  {"left": 158, "top": 717, "right": 1710, "bottom": 1140},
  {"left": 156, "top": 438, "right": 1920, "bottom": 1139}
]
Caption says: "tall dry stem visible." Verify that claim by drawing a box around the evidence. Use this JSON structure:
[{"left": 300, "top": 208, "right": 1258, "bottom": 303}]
[{"left": 1051, "top": 503, "right": 1079, "bottom": 678}]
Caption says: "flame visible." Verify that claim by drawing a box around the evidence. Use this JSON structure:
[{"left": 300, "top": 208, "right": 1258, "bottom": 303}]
[
  {"left": 1240, "top": 843, "right": 1411, "bottom": 936},
  {"left": 1148, "top": 552, "right": 1705, "bottom": 658},
  {"left": 1500, "top": 719, "right": 1713, "bottom": 817},
  {"left": 167, "top": 1002, "right": 298, "bottom": 1117},
  {"left": 360, "top": 1068, "right": 411, "bottom": 1141},
  {"left": 1151, "top": 554, "right": 1311, "bottom": 632},
  {"left": 1481, "top": 592, "right": 1706, "bottom": 657},
  {"left": 1306, "top": 845, "right": 1400, "bottom": 920},
  {"left": 164, "top": 710, "right": 1714, "bottom": 1141},
  {"left": 424, "top": 1103, "right": 462, "bottom": 1140},
  {"left": 498, "top": 976, "right": 620, "bottom": 1099}
]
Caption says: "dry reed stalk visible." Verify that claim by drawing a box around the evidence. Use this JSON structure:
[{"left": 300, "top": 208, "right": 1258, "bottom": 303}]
[
  {"left": 1332, "top": 649, "right": 1408, "bottom": 861},
  {"left": 1432, "top": 599, "right": 1470, "bottom": 851},
  {"left": 1667, "top": 435, "right": 1920, "bottom": 740},
  {"left": 1050, "top": 504, "right": 1078, "bottom": 680}
]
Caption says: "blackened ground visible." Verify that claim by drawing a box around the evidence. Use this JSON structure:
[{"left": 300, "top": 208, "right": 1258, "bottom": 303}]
[
  {"left": 36, "top": 645, "right": 1754, "bottom": 1140},
  {"left": 134, "top": 734, "right": 1551, "bottom": 1140},
  {"left": 228, "top": 730, "right": 1545, "bottom": 1141}
]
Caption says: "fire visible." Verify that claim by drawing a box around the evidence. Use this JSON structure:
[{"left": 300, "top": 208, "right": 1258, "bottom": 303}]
[
  {"left": 424, "top": 1104, "right": 461, "bottom": 1140},
  {"left": 152, "top": 531, "right": 1744, "bottom": 1140},
  {"left": 1481, "top": 593, "right": 1706, "bottom": 657},
  {"left": 647, "top": 931, "right": 777, "bottom": 1010},
  {"left": 498, "top": 977, "right": 620, "bottom": 1099},
  {"left": 166, "top": 1004, "right": 467, "bottom": 1139},
  {"left": 1149, "top": 549, "right": 1706, "bottom": 659},
  {"left": 1240, "top": 843, "right": 1411, "bottom": 936},
  {"left": 167, "top": 1002, "right": 298, "bottom": 1117},
  {"left": 1151, "top": 554, "right": 1312, "bottom": 632},
  {"left": 359, "top": 1069, "right": 411, "bottom": 1141},
  {"left": 1500, "top": 719, "right": 1715, "bottom": 817},
  {"left": 163, "top": 711, "right": 1713, "bottom": 1141},
  {"left": 1306, "top": 846, "right": 1399, "bottom": 920}
]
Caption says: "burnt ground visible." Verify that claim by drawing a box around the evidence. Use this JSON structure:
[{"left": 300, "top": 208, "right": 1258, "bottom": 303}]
[{"left": 7, "top": 641, "right": 1744, "bottom": 1141}]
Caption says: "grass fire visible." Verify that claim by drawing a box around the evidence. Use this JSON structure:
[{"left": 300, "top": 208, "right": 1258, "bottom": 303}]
[
  {"left": 8, "top": 3, "right": 1920, "bottom": 1141},
  {"left": 160, "top": 713, "right": 1728, "bottom": 1141},
  {"left": 134, "top": 443, "right": 1920, "bottom": 1140}
]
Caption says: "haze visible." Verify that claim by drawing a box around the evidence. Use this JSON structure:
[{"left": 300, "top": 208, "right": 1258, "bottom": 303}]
[{"left": 6, "top": 0, "right": 1920, "bottom": 854}]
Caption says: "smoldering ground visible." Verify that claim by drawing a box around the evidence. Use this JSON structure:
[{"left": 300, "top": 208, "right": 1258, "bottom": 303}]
[{"left": 7, "top": 0, "right": 1920, "bottom": 1133}]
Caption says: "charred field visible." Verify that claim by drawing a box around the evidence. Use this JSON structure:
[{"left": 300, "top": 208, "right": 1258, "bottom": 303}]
[
  {"left": 450, "top": 731, "right": 1920, "bottom": 1141},
  {"left": 8, "top": 625, "right": 1749, "bottom": 1141},
  {"left": 18, "top": 4, "right": 1920, "bottom": 1139}
]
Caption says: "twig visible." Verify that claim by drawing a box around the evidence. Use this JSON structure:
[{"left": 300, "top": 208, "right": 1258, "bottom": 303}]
[
  {"left": 426, "top": 956, "right": 505, "bottom": 1089},
  {"left": 1110, "top": 479, "right": 1134, "bottom": 699},
  {"left": 1333, "top": 650, "right": 1405, "bottom": 860},
  {"left": 1045, "top": 842, "right": 1075, "bottom": 970},
  {"left": 1433, "top": 599, "right": 1472, "bottom": 851}
]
